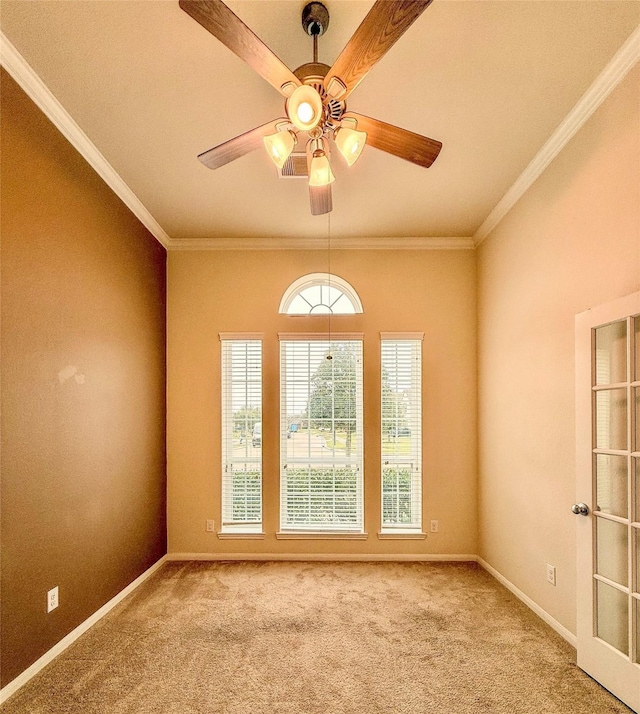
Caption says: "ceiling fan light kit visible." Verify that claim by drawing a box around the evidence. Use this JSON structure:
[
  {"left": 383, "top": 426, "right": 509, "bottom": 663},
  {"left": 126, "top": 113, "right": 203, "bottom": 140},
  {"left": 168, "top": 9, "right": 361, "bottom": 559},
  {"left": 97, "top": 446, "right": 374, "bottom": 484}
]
[
  {"left": 309, "top": 144, "right": 335, "bottom": 188},
  {"left": 286, "top": 84, "right": 324, "bottom": 131},
  {"left": 180, "top": 0, "right": 441, "bottom": 214},
  {"left": 263, "top": 128, "right": 297, "bottom": 169},
  {"left": 334, "top": 122, "right": 367, "bottom": 167}
]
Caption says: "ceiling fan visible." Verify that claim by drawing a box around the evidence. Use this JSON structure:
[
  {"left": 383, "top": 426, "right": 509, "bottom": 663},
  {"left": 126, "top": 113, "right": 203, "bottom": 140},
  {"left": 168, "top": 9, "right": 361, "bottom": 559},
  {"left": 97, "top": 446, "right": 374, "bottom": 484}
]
[{"left": 179, "top": 0, "right": 442, "bottom": 215}]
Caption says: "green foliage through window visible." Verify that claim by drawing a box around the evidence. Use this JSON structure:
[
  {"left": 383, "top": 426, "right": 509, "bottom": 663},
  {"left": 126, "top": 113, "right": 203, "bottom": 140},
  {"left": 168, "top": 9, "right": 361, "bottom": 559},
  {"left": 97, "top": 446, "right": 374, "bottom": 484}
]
[
  {"left": 381, "top": 339, "right": 422, "bottom": 530},
  {"left": 283, "top": 467, "right": 359, "bottom": 526},
  {"left": 382, "top": 466, "right": 414, "bottom": 524},
  {"left": 221, "top": 339, "right": 262, "bottom": 529},
  {"left": 280, "top": 339, "right": 363, "bottom": 532},
  {"left": 230, "top": 467, "right": 261, "bottom": 522}
]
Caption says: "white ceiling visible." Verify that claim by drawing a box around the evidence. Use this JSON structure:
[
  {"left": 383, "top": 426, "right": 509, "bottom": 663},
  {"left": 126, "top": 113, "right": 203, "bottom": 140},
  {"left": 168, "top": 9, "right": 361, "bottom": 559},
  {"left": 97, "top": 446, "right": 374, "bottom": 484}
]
[{"left": 1, "top": 0, "right": 638, "bottom": 247}]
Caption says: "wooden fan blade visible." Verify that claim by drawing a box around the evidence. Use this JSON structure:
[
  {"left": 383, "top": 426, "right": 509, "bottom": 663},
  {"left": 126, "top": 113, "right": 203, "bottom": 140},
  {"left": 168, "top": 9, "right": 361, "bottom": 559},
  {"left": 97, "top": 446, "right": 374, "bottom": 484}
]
[
  {"left": 343, "top": 112, "right": 441, "bottom": 168},
  {"left": 324, "top": 0, "right": 433, "bottom": 100},
  {"left": 198, "top": 118, "right": 288, "bottom": 169},
  {"left": 179, "top": 0, "right": 300, "bottom": 96},
  {"left": 309, "top": 184, "right": 333, "bottom": 215}
]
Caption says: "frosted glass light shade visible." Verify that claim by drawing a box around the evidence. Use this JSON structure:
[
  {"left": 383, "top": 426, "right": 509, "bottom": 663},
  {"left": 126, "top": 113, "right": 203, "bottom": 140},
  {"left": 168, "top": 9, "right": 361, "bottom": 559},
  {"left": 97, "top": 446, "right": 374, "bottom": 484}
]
[
  {"left": 287, "top": 85, "right": 323, "bottom": 131},
  {"left": 335, "top": 126, "right": 366, "bottom": 166},
  {"left": 308, "top": 150, "right": 335, "bottom": 187},
  {"left": 263, "top": 130, "right": 296, "bottom": 168}
]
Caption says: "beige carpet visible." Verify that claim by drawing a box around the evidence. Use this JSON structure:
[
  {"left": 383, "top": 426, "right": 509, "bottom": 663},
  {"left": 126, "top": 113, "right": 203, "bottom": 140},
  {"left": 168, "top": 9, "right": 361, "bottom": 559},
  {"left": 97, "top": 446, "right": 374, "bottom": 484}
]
[{"left": 1, "top": 561, "right": 632, "bottom": 713}]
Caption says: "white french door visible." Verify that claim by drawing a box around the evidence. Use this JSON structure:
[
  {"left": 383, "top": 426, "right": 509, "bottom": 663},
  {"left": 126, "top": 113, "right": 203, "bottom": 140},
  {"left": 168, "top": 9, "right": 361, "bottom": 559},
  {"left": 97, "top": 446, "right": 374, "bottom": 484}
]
[{"left": 575, "top": 291, "right": 640, "bottom": 713}]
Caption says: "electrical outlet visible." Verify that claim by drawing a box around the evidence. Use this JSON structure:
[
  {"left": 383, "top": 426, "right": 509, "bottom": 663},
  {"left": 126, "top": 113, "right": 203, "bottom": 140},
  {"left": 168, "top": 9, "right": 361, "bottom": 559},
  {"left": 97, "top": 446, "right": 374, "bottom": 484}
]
[
  {"left": 206, "top": 519, "right": 215, "bottom": 532},
  {"left": 546, "top": 563, "right": 556, "bottom": 586},
  {"left": 430, "top": 519, "right": 439, "bottom": 533},
  {"left": 47, "top": 586, "right": 59, "bottom": 613}
]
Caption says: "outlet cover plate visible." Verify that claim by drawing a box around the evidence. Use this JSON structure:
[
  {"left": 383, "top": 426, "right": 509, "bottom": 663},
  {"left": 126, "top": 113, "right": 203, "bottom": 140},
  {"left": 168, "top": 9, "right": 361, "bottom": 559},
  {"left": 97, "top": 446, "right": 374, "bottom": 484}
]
[
  {"left": 546, "top": 564, "right": 556, "bottom": 586},
  {"left": 47, "top": 586, "right": 59, "bottom": 613}
]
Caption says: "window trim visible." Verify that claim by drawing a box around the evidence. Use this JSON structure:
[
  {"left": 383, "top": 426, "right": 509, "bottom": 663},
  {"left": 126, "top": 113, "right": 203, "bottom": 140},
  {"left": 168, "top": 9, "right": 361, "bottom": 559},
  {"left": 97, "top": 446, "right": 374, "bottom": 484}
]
[
  {"left": 276, "top": 532, "right": 369, "bottom": 540},
  {"left": 377, "top": 530, "right": 427, "bottom": 540},
  {"left": 219, "top": 334, "right": 263, "bottom": 536},
  {"left": 279, "top": 335, "right": 365, "bottom": 534},
  {"left": 278, "top": 332, "right": 365, "bottom": 341},
  {"left": 219, "top": 332, "right": 264, "bottom": 341},
  {"left": 218, "top": 530, "right": 265, "bottom": 540},
  {"left": 380, "top": 333, "right": 424, "bottom": 534}
]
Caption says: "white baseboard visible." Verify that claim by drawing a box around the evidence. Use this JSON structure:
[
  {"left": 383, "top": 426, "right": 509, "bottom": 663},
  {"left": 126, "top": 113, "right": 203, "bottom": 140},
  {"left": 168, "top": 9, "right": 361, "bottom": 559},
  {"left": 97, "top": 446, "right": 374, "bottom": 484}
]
[
  {"left": 0, "top": 555, "right": 168, "bottom": 705},
  {"left": 166, "top": 552, "right": 478, "bottom": 562},
  {"left": 477, "top": 557, "right": 577, "bottom": 648}
]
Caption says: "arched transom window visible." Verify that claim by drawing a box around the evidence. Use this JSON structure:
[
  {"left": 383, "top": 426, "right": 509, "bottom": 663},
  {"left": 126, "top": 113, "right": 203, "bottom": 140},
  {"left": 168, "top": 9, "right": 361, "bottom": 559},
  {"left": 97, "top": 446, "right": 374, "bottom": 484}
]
[{"left": 279, "top": 273, "right": 363, "bottom": 315}]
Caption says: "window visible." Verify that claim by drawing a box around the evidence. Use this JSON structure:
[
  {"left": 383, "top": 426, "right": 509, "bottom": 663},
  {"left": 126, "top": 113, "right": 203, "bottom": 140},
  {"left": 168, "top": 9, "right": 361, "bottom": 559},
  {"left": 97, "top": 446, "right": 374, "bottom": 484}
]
[
  {"left": 381, "top": 335, "right": 423, "bottom": 533},
  {"left": 279, "top": 273, "right": 363, "bottom": 315},
  {"left": 220, "top": 336, "right": 262, "bottom": 534},
  {"left": 279, "top": 336, "right": 364, "bottom": 534}
]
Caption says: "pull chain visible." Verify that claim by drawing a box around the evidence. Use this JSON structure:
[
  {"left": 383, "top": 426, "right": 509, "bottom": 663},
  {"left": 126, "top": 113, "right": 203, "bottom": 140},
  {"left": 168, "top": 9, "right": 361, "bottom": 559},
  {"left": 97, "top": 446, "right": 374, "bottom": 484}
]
[{"left": 326, "top": 210, "right": 332, "bottom": 360}]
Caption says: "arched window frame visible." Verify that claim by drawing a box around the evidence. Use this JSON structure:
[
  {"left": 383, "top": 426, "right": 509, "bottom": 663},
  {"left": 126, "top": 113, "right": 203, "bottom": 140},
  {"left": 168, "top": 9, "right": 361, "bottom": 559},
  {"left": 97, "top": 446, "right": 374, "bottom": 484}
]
[{"left": 279, "top": 273, "right": 363, "bottom": 315}]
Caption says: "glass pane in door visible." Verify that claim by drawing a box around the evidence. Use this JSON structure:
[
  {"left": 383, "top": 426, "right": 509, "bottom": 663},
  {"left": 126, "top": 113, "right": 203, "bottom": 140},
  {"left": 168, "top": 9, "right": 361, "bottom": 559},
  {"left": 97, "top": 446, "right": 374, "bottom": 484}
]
[
  {"left": 595, "top": 321, "right": 627, "bottom": 385},
  {"left": 596, "top": 517, "right": 629, "bottom": 586},
  {"left": 595, "top": 390, "right": 628, "bottom": 451},
  {"left": 581, "top": 306, "right": 640, "bottom": 710},
  {"left": 635, "top": 459, "right": 640, "bottom": 523},
  {"left": 636, "top": 598, "right": 640, "bottom": 662},
  {"left": 596, "top": 454, "right": 628, "bottom": 518},
  {"left": 634, "top": 316, "right": 640, "bottom": 381},
  {"left": 635, "top": 387, "right": 640, "bottom": 453},
  {"left": 597, "top": 580, "right": 629, "bottom": 655},
  {"left": 635, "top": 527, "right": 640, "bottom": 593}
]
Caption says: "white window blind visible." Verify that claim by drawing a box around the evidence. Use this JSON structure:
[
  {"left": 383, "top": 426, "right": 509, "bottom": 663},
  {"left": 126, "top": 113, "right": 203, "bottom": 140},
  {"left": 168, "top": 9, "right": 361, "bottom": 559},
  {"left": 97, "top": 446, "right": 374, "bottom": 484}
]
[
  {"left": 220, "top": 339, "right": 262, "bottom": 532},
  {"left": 381, "top": 338, "right": 422, "bottom": 531},
  {"left": 280, "top": 338, "right": 364, "bottom": 532}
]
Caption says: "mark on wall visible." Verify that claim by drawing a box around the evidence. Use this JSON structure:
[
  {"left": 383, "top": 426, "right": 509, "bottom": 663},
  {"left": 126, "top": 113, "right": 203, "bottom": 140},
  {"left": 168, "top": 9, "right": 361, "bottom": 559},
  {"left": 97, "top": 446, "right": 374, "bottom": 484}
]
[{"left": 58, "top": 365, "right": 86, "bottom": 385}]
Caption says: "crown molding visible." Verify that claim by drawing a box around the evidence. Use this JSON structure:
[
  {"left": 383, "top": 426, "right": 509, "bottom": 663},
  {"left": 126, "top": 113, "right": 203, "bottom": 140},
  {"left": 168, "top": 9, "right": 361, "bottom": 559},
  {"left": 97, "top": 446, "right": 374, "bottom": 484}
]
[
  {"left": 474, "top": 24, "right": 640, "bottom": 247},
  {"left": 0, "top": 32, "right": 171, "bottom": 249},
  {"left": 167, "top": 236, "right": 475, "bottom": 251}
]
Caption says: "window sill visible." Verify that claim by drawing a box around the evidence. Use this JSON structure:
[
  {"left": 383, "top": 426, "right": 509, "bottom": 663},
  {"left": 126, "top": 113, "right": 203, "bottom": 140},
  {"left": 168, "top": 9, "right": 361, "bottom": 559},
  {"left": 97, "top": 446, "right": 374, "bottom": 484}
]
[
  {"left": 378, "top": 530, "right": 427, "bottom": 540},
  {"left": 217, "top": 531, "right": 265, "bottom": 540},
  {"left": 276, "top": 531, "right": 368, "bottom": 540}
]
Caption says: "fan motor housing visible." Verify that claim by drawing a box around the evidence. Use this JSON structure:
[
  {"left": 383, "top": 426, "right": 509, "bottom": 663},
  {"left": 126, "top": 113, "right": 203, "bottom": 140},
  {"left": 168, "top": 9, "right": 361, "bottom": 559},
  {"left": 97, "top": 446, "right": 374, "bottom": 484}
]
[{"left": 293, "top": 62, "right": 330, "bottom": 82}]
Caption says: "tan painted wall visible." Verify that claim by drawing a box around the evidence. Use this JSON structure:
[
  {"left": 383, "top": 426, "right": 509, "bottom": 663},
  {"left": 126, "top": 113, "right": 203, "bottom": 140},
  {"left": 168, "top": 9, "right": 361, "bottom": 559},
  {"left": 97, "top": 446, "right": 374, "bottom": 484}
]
[
  {"left": 168, "top": 249, "right": 477, "bottom": 556},
  {"left": 0, "top": 71, "right": 167, "bottom": 687},
  {"left": 477, "top": 66, "right": 640, "bottom": 632}
]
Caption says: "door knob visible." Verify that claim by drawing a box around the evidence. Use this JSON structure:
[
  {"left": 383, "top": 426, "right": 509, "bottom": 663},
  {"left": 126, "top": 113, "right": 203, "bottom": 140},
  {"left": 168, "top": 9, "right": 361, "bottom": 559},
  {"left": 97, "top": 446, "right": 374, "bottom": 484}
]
[{"left": 571, "top": 503, "right": 590, "bottom": 516}]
